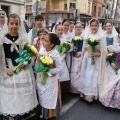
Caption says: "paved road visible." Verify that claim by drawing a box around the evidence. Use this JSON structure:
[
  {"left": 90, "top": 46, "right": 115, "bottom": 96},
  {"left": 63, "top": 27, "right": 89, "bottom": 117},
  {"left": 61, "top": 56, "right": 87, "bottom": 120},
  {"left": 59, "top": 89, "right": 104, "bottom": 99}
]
[{"left": 52, "top": 93, "right": 120, "bottom": 120}]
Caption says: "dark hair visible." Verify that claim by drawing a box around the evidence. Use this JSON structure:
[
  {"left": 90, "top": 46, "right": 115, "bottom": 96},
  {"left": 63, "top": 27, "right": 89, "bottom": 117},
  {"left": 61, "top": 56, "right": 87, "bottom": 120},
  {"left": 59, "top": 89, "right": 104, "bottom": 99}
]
[
  {"left": 70, "top": 21, "right": 74, "bottom": 25},
  {"left": 75, "top": 22, "right": 82, "bottom": 26},
  {"left": 37, "top": 28, "right": 48, "bottom": 36},
  {"left": 35, "top": 14, "right": 44, "bottom": 21},
  {"left": 48, "top": 33, "right": 60, "bottom": 47},
  {"left": 55, "top": 23, "right": 62, "bottom": 30},
  {"left": 8, "top": 13, "right": 20, "bottom": 23},
  {"left": 105, "top": 22, "right": 113, "bottom": 26},
  {"left": 62, "top": 19, "right": 70, "bottom": 25},
  {"left": 90, "top": 18, "right": 99, "bottom": 25}
]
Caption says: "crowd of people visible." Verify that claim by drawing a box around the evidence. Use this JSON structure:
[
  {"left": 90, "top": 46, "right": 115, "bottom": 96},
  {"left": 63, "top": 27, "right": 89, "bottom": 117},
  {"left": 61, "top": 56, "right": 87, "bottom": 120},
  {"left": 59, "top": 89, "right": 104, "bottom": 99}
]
[{"left": 0, "top": 9, "right": 120, "bottom": 120}]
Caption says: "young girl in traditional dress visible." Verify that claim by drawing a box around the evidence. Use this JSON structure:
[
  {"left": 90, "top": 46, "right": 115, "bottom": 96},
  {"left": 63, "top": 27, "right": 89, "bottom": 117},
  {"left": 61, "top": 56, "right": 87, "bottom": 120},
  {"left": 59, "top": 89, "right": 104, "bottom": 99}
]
[
  {"left": 0, "top": 13, "right": 38, "bottom": 120},
  {"left": 33, "top": 28, "right": 48, "bottom": 52},
  {"left": 36, "top": 33, "right": 62, "bottom": 119},
  {"left": 99, "top": 28, "right": 120, "bottom": 109},
  {"left": 70, "top": 22, "right": 83, "bottom": 93},
  {"left": 54, "top": 23, "right": 70, "bottom": 92},
  {"left": 78, "top": 18, "right": 105, "bottom": 103},
  {"left": 0, "top": 9, "right": 8, "bottom": 79},
  {"left": 105, "top": 22, "right": 118, "bottom": 46},
  {"left": 62, "top": 20, "right": 73, "bottom": 72}
]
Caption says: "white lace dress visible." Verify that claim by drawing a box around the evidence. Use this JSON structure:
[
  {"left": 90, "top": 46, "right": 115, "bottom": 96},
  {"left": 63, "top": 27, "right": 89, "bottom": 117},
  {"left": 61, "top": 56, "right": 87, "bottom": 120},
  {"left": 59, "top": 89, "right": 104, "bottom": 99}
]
[
  {"left": 0, "top": 34, "right": 38, "bottom": 116},
  {"left": 37, "top": 47, "right": 62, "bottom": 109},
  {"left": 70, "top": 35, "right": 83, "bottom": 93},
  {"left": 58, "top": 37, "right": 70, "bottom": 81},
  {"left": 78, "top": 33, "right": 101, "bottom": 97}
]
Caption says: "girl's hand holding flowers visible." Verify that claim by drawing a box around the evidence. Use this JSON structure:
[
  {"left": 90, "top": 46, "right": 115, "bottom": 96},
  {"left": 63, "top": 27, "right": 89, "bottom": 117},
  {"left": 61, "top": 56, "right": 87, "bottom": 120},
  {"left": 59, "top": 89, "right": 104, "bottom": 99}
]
[
  {"left": 111, "top": 63, "right": 117, "bottom": 69},
  {"left": 106, "top": 53, "right": 119, "bottom": 74},
  {"left": 72, "top": 36, "right": 83, "bottom": 56},
  {"left": 87, "top": 38, "right": 100, "bottom": 65},
  {"left": 35, "top": 55, "right": 54, "bottom": 85},
  {"left": 91, "top": 52, "right": 101, "bottom": 57},
  {"left": 12, "top": 44, "right": 38, "bottom": 74}
]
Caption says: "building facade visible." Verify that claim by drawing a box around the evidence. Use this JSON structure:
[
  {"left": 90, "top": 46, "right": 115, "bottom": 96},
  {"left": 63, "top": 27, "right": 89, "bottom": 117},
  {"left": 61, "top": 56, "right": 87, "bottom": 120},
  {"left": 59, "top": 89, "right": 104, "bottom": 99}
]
[
  {"left": 26, "top": 0, "right": 111, "bottom": 27},
  {"left": 92, "top": 0, "right": 106, "bottom": 18},
  {"left": 0, "top": 0, "right": 25, "bottom": 20},
  {"left": 114, "top": 0, "right": 120, "bottom": 21}
]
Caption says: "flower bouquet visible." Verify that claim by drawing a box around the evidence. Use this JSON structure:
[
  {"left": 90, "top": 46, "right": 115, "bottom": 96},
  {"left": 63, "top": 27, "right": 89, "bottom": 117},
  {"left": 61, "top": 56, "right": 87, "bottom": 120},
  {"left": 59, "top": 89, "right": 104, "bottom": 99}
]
[
  {"left": 12, "top": 44, "right": 38, "bottom": 74},
  {"left": 87, "top": 38, "right": 100, "bottom": 65},
  {"left": 72, "top": 36, "right": 83, "bottom": 56},
  {"left": 58, "top": 41, "right": 72, "bottom": 56},
  {"left": 35, "top": 56, "right": 54, "bottom": 85},
  {"left": 106, "top": 53, "right": 119, "bottom": 74}
]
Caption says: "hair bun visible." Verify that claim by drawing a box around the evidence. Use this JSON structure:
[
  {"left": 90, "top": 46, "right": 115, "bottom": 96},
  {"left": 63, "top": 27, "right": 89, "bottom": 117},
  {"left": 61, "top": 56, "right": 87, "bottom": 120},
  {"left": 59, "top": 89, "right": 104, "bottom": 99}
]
[{"left": 49, "top": 33, "right": 60, "bottom": 46}]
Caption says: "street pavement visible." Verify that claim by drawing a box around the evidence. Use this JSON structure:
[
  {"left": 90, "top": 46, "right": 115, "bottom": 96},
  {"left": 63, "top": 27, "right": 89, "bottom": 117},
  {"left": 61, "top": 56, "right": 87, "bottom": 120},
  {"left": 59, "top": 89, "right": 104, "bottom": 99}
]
[{"left": 52, "top": 93, "right": 120, "bottom": 120}]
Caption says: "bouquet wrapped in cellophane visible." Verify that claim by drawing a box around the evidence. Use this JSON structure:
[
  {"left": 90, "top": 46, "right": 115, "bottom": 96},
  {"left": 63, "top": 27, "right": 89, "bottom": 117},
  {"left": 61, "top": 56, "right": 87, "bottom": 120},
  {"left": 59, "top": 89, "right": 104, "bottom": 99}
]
[
  {"left": 106, "top": 53, "right": 119, "bottom": 74},
  {"left": 87, "top": 38, "right": 100, "bottom": 65},
  {"left": 58, "top": 41, "right": 72, "bottom": 56},
  {"left": 35, "top": 55, "right": 54, "bottom": 85},
  {"left": 72, "top": 36, "right": 83, "bottom": 56},
  {"left": 12, "top": 44, "right": 38, "bottom": 74}
]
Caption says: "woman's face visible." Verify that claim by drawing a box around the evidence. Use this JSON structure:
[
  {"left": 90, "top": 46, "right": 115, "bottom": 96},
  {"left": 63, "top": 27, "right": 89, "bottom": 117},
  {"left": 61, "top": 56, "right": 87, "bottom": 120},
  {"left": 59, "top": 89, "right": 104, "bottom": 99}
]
[
  {"left": 55, "top": 25, "right": 63, "bottom": 38},
  {"left": 0, "top": 10, "right": 5, "bottom": 21},
  {"left": 90, "top": 21, "right": 99, "bottom": 34},
  {"left": 75, "top": 23, "right": 83, "bottom": 35},
  {"left": 63, "top": 21, "right": 70, "bottom": 33},
  {"left": 106, "top": 23, "right": 113, "bottom": 33}
]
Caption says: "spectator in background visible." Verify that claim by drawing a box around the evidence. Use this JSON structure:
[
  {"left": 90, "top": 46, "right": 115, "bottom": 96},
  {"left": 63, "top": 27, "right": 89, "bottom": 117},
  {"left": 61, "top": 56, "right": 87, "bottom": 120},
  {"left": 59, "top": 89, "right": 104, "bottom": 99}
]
[
  {"left": 31, "top": 21, "right": 35, "bottom": 29},
  {"left": 28, "top": 14, "right": 44, "bottom": 44}
]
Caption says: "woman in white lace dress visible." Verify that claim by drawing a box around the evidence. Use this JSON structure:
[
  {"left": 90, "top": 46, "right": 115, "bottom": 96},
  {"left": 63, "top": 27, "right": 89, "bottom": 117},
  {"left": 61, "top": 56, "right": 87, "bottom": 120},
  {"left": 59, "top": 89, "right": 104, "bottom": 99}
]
[
  {"left": 0, "top": 13, "right": 38, "bottom": 120},
  {"left": 78, "top": 18, "right": 105, "bottom": 103}
]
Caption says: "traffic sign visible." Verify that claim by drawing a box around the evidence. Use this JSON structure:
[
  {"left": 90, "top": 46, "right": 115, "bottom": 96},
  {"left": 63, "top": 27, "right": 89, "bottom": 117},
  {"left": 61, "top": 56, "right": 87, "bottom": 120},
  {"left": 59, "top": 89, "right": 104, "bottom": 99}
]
[{"left": 33, "top": 1, "right": 42, "bottom": 11}]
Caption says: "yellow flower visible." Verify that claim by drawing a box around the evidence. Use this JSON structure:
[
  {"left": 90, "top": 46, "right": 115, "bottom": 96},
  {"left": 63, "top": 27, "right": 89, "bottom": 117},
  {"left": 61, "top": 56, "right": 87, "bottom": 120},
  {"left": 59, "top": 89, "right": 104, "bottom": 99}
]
[
  {"left": 30, "top": 46, "right": 38, "bottom": 55},
  {"left": 74, "top": 36, "right": 82, "bottom": 41},
  {"left": 90, "top": 38, "right": 95, "bottom": 42},
  {"left": 40, "top": 56, "right": 53, "bottom": 65}
]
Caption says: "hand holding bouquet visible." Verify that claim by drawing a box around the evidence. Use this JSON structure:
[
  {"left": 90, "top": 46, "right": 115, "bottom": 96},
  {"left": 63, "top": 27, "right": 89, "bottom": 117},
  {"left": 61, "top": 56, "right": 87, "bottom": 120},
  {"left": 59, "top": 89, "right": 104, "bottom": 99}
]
[
  {"left": 35, "top": 55, "right": 54, "bottom": 85},
  {"left": 106, "top": 53, "right": 119, "bottom": 74},
  {"left": 87, "top": 38, "right": 100, "bottom": 65},
  {"left": 72, "top": 36, "right": 83, "bottom": 56},
  {"left": 59, "top": 41, "right": 72, "bottom": 56},
  {"left": 12, "top": 44, "right": 38, "bottom": 74}
]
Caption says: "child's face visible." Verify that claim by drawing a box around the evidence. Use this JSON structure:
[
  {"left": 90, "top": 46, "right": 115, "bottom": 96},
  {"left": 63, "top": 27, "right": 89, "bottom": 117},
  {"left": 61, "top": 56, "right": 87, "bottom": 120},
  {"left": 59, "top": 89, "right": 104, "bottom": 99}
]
[
  {"left": 43, "top": 34, "right": 54, "bottom": 50},
  {"left": 63, "top": 21, "right": 70, "bottom": 33},
  {"left": 36, "top": 19, "right": 44, "bottom": 28},
  {"left": 69, "top": 24, "right": 74, "bottom": 32},
  {"left": 7, "top": 17, "right": 20, "bottom": 35},
  {"left": 55, "top": 25, "right": 63, "bottom": 38},
  {"left": 38, "top": 32, "right": 47, "bottom": 41},
  {"left": 90, "top": 21, "right": 99, "bottom": 34},
  {"left": 0, "top": 11, "right": 5, "bottom": 21},
  {"left": 106, "top": 23, "right": 113, "bottom": 33},
  {"left": 75, "top": 23, "right": 83, "bottom": 35}
]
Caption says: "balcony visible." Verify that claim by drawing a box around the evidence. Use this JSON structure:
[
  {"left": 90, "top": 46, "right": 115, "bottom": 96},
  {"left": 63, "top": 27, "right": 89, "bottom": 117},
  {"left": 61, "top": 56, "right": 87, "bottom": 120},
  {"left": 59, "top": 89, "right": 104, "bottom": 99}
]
[{"left": 1, "top": 0, "right": 25, "bottom": 5}]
